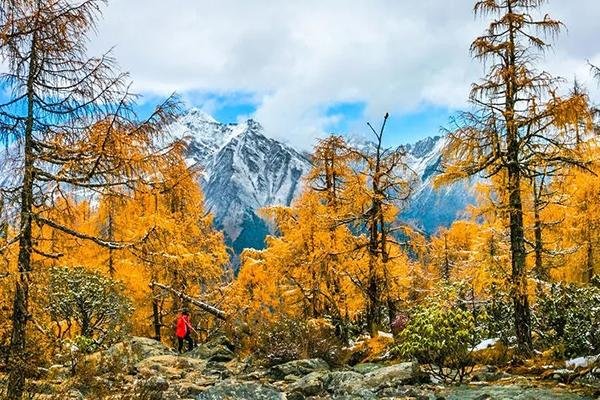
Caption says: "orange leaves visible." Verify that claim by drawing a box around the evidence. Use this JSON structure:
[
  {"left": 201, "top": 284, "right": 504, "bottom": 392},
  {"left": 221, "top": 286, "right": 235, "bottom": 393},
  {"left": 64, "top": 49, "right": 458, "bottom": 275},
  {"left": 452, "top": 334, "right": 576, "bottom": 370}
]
[{"left": 548, "top": 91, "right": 594, "bottom": 137}]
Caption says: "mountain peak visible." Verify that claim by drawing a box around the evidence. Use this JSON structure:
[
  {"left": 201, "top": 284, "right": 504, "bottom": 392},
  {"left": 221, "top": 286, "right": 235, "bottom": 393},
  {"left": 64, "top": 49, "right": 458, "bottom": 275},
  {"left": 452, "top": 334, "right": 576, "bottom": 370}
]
[
  {"left": 404, "top": 135, "right": 442, "bottom": 159},
  {"left": 185, "top": 107, "right": 218, "bottom": 124}
]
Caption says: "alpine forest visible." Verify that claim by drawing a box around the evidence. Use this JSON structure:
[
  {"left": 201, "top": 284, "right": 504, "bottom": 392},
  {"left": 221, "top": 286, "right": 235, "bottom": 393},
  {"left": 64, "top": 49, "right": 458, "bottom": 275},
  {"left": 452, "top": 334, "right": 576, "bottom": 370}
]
[{"left": 0, "top": 1, "right": 600, "bottom": 399}]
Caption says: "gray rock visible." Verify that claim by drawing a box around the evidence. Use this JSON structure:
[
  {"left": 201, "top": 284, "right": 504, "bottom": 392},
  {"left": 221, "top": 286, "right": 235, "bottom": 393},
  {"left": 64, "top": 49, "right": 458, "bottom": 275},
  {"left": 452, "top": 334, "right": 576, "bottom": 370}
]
[
  {"left": 379, "top": 386, "right": 430, "bottom": 399},
  {"left": 144, "top": 375, "right": 169, "bottom": 391},
  {"left": 187, "top": 343, "right": 235, "bottom": 362},
  {"left": 135, "top": 355, "right": 206, "bottom": 380},
  {"left": 130, "top": 336, "right": 175, "bottom": 359},
  {"left": 326, "top": 371, "right": 363, "bottom": 392},
  {"left": 332, "top": 388, "right": 377, "bottom": 399},
  {"left": 338, "top": 362, "right": 422, "bottom": 394},
  {"left": 269, "top": 358, "right": 330, "bottom": 379},
  {"left": 351, "top": 363, "right": 381, "bottom": 374},
  {"left": 360, "top": 362, "right": 419, "bottom": 388},
  {"left": 197, "top": 380, "right": 286, "bottom": 400},
  {"left": 287, "top": 370, "right": 328, "bottom": 396}
]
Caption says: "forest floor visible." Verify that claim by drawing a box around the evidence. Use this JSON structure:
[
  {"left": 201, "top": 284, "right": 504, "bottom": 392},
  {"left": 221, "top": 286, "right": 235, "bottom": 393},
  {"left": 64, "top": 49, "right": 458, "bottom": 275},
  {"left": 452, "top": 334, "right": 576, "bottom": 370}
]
[{"left": 2, "top": 336, "right": 599, "bottom": 399}]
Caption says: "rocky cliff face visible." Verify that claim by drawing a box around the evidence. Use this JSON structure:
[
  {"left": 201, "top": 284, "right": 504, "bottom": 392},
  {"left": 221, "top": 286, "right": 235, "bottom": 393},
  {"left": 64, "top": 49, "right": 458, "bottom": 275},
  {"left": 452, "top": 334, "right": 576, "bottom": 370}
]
[{"left": 169, "top": 109, "right": 312, "bottom": 253}]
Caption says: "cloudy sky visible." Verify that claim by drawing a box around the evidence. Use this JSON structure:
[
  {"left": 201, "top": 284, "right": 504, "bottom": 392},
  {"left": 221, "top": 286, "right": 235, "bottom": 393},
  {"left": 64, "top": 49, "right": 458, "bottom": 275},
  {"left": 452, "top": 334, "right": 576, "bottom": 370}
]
[{"left": 90, "top": 0, "right": 600, "bottom": 148}]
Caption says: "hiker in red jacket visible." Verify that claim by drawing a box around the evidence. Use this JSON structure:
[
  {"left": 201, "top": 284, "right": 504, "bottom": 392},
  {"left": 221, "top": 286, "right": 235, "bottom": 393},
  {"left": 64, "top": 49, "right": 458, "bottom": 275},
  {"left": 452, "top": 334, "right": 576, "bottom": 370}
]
[{"left": 176, "top": 308, "right": 194, "bottom": 353}]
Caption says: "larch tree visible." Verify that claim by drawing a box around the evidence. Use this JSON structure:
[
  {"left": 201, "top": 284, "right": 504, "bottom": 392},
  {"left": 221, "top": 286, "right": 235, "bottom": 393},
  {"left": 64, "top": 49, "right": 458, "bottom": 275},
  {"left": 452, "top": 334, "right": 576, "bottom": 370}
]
[
  {"left": 436, "top": 0, "right": 593, "bottom": 355},
  {"left": 429, "top": 220, "right": 479, "bottom": 282},
  {"left": 547, "top": 152, "right": 600, "bottom": 283},
  {"left": 125, "top": 159, "right": 229, "bottom": 341},
  {"left": 345, "top": 114, "right": 416, "bottom": 336},
  {"left": 0, "top": 1, "right": 178, "bottom": 397},
  {"left": 230, "top": 136, "right": 363, "bottom": 342}
]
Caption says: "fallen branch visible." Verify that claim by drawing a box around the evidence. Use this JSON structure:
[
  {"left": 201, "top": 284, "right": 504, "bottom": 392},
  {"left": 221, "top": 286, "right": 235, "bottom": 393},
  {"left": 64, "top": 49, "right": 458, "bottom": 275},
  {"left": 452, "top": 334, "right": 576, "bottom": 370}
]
[{"left": 149, "top": 281, "right": 227, "bottom": 321}]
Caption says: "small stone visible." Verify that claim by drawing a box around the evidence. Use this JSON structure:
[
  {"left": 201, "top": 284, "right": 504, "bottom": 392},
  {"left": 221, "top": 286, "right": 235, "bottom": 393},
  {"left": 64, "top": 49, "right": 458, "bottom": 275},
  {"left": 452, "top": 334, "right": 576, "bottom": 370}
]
[
  {"left": 144, "top": 375, "right": 169, "bottom": 391},
  {"left": 269, "top": 358, "right": 330, "bottom": 380}
]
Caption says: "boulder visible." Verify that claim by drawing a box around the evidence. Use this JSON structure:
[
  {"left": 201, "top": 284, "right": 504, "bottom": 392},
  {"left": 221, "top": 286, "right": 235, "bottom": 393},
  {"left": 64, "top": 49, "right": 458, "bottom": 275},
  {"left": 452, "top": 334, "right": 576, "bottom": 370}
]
[
  {"left": 352, "top": 363, "right": 381, "bottom": 374},
  {"left": 332, "top": 388, "right": 377, "bottom": 399},
  {"left": 187, "top": 343, "right": 235, "bottom": 362},
  {"left": 362, "top": 362, "right": 421, "bottom": 387},
  {"left": 287, "top": 370, "right": 329, "bottom": 397},
  {"left": 339, "top": 362, "right": 422, "bottom": 393},
  {"left": 269, "top": 358, "right": 330, "bottom": 379},
  {"left": 197, "top": 380, "right": 286, "bottom": 400},
  {"left": 97, "top": 336, "right": 175, "bottom": 372},
  {"left": 326, "top": 370, "right": 363, "bottom": 391},
  {"left": 144, "top": 375, "right": 169, "bottom": 391},
  {"left": 130, "top": 336, "right": 176, "bottom": 359},
  {"left": 171, "top": 381, "right": 207, "bottom": 397}
]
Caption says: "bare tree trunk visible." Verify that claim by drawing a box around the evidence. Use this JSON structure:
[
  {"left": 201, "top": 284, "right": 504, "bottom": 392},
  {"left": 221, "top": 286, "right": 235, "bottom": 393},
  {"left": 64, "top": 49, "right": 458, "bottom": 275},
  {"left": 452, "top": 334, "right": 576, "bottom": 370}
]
[
  {"left": 366, "top": 256, "right": 380, "bottom": 337},
  {"left": 532, "top": 195, "right": 545, "bottom": 281},
  {"left": 508, "top": 167, "right": 533, "bottom": 356},
  {"left": 107, "top": 195, "right": 115, "bottom": 277},
  {"left": 585, "top": 230, "right": 594, "bottom": 283},
  {"left": 152, "top": 296, "right": 162, "bottom": 341},
  {"left": 7, "top": 30, "right": 37, "bottom": 399}
]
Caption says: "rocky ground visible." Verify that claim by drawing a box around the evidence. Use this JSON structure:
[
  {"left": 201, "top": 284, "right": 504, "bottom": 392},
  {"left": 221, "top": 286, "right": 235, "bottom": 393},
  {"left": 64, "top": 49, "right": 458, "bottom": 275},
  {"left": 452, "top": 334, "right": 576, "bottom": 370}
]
[{"left": 4, "top": 336, "right": 599, "bottom": 399}]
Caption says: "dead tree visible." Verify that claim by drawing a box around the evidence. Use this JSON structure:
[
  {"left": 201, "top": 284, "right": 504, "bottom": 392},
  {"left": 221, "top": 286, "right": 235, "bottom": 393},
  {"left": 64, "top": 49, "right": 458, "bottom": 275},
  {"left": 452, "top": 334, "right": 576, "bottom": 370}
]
[{"left": 149, "top": 281, "right": 227, "bottom": 321}]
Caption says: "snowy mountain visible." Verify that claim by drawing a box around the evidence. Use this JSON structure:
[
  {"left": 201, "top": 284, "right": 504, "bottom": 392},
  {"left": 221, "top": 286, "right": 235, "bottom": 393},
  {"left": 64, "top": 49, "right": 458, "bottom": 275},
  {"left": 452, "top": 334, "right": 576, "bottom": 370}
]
[
  {"left": 170, "top": 109, "right": 476, "bottom": 254},
  {"left": 169, "top": 109, "right": 312, "bottom": 253},
  {"left": 400, "top": 136, "right": 477, "bottom": 233}
]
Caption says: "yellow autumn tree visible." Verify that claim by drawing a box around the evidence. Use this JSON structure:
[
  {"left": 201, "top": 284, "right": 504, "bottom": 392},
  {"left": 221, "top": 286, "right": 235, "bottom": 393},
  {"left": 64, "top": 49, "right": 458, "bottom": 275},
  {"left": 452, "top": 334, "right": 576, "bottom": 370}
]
[
  {"left": 436, "top": 0, "right": 594, "bottom": 355},
  {"left": 225, "top": 136, "right": 364, "bottom": 342}
]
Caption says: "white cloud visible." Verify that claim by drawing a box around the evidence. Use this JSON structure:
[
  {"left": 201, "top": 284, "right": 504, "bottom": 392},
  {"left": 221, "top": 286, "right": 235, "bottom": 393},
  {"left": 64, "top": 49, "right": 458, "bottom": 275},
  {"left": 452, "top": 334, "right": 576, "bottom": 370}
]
[{"left": 89, "top": 0, "right": 600, "bottom": 148}]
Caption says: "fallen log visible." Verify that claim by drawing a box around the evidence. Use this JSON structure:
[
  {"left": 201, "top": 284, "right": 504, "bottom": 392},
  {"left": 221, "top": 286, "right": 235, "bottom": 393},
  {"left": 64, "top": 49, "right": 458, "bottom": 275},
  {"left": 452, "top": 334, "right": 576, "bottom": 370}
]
[{"left": 149, "top": 281, "right": 227, "bottom": 321}]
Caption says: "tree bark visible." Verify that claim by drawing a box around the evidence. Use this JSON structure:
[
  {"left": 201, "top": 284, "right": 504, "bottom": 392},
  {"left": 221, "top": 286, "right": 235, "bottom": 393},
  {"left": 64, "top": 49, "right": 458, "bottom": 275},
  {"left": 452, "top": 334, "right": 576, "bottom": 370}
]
[
  {"left": 532, "top": 184, "right": 546, "bottom": 281},
  {"left": 585, "top": 230, "right": 594, "bottom": 283},
  {"left": 504, "top": 0, "right": 533, "bottom": 356},
  {"left": 508, "top": 166, "right": 533, "bottom": 356},
  {"left": 7, "top": 28, "right": 37, "bottom": 400},
  {"left": 152, "top": 296, "right": 162, "bottom": 341}
]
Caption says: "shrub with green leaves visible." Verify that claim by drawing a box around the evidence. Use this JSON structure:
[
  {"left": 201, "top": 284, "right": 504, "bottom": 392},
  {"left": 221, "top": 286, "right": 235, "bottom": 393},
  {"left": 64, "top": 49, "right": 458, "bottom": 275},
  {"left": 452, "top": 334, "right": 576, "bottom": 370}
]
[
  {"left": 48, "top": 266, "right": 133, "bottom": 347},
  {"left": 479, "top": 284, "right": 514, "bottom": 345},
  {"left": 533, "top": 280, "right": 600, "bottom": 358},
  {"left": 394, "top": 303, "right": 477, "bottom": 382}
]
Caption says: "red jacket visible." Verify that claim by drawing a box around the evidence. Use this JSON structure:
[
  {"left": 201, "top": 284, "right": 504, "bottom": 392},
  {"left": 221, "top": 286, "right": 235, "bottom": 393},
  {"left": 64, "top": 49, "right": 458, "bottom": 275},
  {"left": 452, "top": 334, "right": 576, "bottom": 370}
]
[{"left": 176, "top": 314, "right": 191, "bottom": 338}]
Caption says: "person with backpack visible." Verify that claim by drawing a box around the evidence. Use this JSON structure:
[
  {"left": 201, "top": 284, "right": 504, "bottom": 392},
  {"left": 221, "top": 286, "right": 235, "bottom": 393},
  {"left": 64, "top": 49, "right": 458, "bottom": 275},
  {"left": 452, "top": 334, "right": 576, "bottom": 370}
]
[{"left": 175, "top": 307, "right": 194, "bottom": 353}]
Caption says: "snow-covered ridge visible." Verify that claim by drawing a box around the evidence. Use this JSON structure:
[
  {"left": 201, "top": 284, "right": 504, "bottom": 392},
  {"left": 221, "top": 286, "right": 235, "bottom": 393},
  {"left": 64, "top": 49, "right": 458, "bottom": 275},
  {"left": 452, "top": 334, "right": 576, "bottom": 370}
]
[{"left": 169, "top": 109, "right": 312, "bottom": 252}]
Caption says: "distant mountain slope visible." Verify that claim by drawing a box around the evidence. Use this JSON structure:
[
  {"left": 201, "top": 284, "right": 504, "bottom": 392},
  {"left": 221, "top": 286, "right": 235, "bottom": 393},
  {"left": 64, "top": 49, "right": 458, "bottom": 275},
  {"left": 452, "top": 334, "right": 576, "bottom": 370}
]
[
  {"left": 400, "top": 135, "right": 477, "bottom": 234},
  {"left": 169, "top": 109, "right": 477, "bottom": 253}
]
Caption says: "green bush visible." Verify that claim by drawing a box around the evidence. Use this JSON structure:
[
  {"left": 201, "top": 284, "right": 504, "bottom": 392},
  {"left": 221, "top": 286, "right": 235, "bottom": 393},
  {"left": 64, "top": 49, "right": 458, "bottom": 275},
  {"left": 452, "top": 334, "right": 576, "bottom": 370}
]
[
  {"left": 48, "top": 266, "right": 133, "bottom": 347},
  {"left": 479, "top": 284, "right": 514, "bottom": 345},
  {"left": 533, "top": 280, "right": 600, "bottom": 358},
  {"left": 394, "top": 303, "right": 477, "bottom": 382}
]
